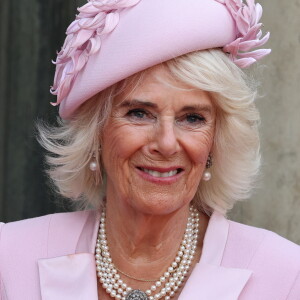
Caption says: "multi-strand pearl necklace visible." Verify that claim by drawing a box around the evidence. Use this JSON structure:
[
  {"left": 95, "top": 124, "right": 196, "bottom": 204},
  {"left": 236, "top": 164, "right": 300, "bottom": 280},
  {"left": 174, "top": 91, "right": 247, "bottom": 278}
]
[{"left": 95, "top": 206, "right": 199, "bottom": 300}]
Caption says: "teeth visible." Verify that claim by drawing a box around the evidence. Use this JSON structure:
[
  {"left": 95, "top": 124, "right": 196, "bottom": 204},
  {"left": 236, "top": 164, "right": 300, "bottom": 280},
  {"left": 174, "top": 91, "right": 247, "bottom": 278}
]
[{"left": 142, "top": 168, "right": 178, "bottom": 178}]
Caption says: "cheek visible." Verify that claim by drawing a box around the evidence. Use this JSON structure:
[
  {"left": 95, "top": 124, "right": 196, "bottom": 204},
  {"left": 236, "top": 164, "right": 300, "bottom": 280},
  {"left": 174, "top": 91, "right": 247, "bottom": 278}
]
[
  {"left": 184, "top": 129, "right": 214, "bottom": 165},
  {"left": 102, "top": 120, "right": 148, "bottom": 164}
]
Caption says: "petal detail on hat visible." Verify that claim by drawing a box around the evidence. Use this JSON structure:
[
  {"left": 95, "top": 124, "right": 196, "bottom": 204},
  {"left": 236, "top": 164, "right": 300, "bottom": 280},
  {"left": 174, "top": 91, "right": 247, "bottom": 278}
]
[
  {"left": 237, "top": 48, "right": 272, "bottom": 60},
  {"left": 101, "top": 12, "right": 120, "bottom": 35},
  {"left": 234, "top": 57, "right": 257, "bottom": 68},
  {"left": 72, "top": 29, "right": 95, "bottom": 49},
  {"left": 238, "top": 32, "right": 270, "bottom": 51},
  {"left": 216, "top": 0, "right": 271, "bottom": 68},
  {"left": 50, "top": 0, "right": 141, "bottom": 106}
]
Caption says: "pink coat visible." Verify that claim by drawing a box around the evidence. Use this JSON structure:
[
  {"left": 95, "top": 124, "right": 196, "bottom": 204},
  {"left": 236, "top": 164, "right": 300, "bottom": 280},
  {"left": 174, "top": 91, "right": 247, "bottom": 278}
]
[{"left": 0, "top": 210, "right": 299, "bottom": 299}]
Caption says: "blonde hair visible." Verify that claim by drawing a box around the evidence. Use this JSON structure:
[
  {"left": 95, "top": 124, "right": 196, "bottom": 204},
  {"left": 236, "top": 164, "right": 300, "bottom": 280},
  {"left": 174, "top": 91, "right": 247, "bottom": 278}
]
[{"left": 38, "top": 49, "right": 260, "bottom": 215}]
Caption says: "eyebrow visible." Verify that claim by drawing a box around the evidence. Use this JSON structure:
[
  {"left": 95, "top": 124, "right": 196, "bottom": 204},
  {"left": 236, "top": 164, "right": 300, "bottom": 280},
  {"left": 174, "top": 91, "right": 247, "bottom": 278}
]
[
  {"left": 118, "top": 99, "right": 158, "bottom": 109},
  {"left": 180, "top": 104, "right": 212, "bottom": 113},
  {"left": 118, "top": 99, "right": 212, "bottom": 113}
]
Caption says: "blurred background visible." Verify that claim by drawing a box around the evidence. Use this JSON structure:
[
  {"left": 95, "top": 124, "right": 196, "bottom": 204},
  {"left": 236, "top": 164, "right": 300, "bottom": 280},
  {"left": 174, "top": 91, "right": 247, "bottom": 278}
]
[{"left": 0, "top": 0, "right": 299, "bottom": 244}]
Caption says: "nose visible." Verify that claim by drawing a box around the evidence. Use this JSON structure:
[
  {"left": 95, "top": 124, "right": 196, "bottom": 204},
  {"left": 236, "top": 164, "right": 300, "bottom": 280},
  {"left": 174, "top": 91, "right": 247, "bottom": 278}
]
[{"left": 149, "top": 118, "right": 180, "bottom": 157}]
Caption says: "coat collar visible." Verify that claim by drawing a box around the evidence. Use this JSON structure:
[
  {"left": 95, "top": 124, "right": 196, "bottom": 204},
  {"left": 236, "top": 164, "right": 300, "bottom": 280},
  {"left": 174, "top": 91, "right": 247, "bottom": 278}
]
[
  {"left": 38, "top": 210, "right": 252, "bottom": 300},
  {"left": 178, "top": 212, "right": 252, "bottom": 299}
]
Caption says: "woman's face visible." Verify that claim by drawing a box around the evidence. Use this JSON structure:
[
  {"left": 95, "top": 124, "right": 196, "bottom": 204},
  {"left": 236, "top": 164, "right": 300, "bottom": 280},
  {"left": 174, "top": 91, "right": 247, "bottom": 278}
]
[{"left": 102, "top": 66, "right": 216, "bottom": 215}]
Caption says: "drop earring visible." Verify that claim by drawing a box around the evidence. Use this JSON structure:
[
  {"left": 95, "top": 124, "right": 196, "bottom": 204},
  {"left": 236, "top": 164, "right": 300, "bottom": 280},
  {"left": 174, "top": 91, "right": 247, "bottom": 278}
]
[
  {"left": 202, "top": 154, "right": 213, "bottom": 181},
  {"left": 89, "top": 154, "right": 98, "bottom": 171},
  {"left": 90, "top": 156, "right": 98, "bottom": 172},
  {"left": 89, "top": 147, "right": 101, "bottom": 172}
]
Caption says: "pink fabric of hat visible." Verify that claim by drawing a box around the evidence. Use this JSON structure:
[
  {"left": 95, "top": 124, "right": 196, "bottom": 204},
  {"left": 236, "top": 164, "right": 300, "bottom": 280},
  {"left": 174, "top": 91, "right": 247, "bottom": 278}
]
[{"left": 51, "top": 0, "right": 271, "bottom": 120}]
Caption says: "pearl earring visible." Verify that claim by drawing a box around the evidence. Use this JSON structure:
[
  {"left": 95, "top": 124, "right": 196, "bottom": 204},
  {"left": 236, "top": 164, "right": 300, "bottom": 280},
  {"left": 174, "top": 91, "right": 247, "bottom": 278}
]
[
  {"left": 89, "top": 147, "right": 101, "bottom": 172},
  {"left": 202, "top": 171, "right": 212, "bottom": 181},
  {"left": 89, "top": 159, "right": 97, "bottom": 171},
  {"left": 202, "top": 154, "right": 213, "bottom": 181}
]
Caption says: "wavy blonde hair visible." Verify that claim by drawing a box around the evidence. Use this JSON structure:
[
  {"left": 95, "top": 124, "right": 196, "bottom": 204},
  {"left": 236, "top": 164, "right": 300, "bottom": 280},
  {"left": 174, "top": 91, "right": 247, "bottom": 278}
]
[{"left": 38, "top": 49, "right": 260, "bottom": 215}]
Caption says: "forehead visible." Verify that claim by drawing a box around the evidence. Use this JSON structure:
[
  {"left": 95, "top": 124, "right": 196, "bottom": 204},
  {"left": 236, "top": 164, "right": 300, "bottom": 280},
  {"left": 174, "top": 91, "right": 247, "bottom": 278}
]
[{"left": 114, "top": 65, "right": 214, "bottom": 109}]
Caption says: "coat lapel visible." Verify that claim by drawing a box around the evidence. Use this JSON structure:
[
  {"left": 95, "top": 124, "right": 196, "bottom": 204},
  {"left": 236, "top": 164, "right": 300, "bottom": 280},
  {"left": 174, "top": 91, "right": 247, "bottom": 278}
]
[
  {"left": 38, "top": 253, "right": 98, "bottom": 300},
  {"left": 179, "top": 212, "right": 252, "bottom": 300},
  {"left": 38, "top": 210, "right": 101, "bottom": 300}
]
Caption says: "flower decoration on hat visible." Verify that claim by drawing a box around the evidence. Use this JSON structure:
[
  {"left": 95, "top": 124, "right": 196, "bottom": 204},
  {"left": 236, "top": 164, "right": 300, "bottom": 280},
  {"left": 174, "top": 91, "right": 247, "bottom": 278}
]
[
  {"left": 215, "top": 0, "right": 271, "bottom": 68},
  {"left": 50, "top": 0, "right": 141, "bottom": 106}
]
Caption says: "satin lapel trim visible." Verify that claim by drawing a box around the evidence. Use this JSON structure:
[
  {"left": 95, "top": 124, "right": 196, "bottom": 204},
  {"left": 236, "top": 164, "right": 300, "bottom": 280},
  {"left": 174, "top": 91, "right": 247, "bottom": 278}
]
[
  {"left": 38, "top": 253, "right": 98, "bottom": 300},
  {"left": 38, "top": 210, "right": 101, "bottom": 300},
  {"left": 179, "top": 211, "right": 252, "bottom": 300},
  {"left": 200, "top": 211, "right": 229, "bottom": 265},
  {"left": 76, "top": 209, "right": 101, "bottom": 254},
  {"left": 179, "top": 262, "right": 252, "bottom": 300}
]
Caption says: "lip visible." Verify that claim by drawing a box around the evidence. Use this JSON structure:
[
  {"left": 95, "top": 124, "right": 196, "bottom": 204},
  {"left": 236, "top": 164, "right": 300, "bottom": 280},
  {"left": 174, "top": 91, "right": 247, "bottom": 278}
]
[
  {"left": 136, "top": 165, "right": 185, "bottom": 185},
  {"left": 138, "top": 166, "right": 184, "bottom": 172}
]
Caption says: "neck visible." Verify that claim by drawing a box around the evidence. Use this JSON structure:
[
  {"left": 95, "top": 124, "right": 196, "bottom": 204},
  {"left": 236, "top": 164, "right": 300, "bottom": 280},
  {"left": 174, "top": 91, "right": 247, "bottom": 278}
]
[
  {"left": 106, "top": 199, "right": 189, "bottom": 264},
  {"left": 103, "top": 191, "right": 208, "bottom": 284}
]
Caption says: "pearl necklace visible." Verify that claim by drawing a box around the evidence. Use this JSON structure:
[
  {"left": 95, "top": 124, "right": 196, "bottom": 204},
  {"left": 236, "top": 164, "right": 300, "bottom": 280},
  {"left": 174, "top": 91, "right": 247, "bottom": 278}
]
[{"left": 95, "top": 206, "right": 199, "bottom": 300}]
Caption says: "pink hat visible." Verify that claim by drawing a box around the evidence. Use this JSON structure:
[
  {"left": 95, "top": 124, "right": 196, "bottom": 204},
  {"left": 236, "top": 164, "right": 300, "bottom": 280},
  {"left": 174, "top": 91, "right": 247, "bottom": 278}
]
[{"left": 51, "top": 0, "right": 271, "bottom": 120}]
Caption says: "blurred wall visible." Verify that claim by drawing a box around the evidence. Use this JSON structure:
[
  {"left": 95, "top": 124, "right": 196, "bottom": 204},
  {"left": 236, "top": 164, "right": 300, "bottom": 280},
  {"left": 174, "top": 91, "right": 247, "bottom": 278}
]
[
  {"left": 230, "top": 0, "right": 300, "bottom": 244},
  {"left": 0, "top": 0, "right": 299, "bottom": 243},
  {"left": 0, "top": 0, "right": 85, "bottom": 222}
]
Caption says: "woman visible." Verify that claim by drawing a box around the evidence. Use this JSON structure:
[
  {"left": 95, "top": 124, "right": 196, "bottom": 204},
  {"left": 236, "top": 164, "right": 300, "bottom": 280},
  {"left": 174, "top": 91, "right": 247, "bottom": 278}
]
[{"left": 0, "top": 0, "right": 299, "bottom": 299}]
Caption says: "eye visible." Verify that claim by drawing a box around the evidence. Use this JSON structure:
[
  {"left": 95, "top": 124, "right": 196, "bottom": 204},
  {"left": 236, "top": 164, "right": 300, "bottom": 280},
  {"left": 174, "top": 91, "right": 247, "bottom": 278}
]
[
  {"left": 186, "top": 114, "right": 205, "bottom": 123},
  {"left": 177, "top": 113, "right": 206, "bottom": 128},
  {"left": 126, "top": 108, "right": 155, "bottom": 123},
  {"left": 127, "top": 109, "right": 147, "bottom": 118}
]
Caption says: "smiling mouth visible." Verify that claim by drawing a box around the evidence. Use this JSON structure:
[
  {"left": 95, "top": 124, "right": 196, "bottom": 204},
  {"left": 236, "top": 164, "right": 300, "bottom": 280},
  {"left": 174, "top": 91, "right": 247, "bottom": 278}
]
[{"left": 137, "top": 167, "right": 183, "bottom": 178}]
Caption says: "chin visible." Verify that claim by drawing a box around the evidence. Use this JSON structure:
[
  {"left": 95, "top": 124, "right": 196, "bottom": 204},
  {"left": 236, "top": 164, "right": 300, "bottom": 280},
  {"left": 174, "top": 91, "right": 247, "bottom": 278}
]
[{"left": 128, "top": 194, "right": 191, "bottom": 216}]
